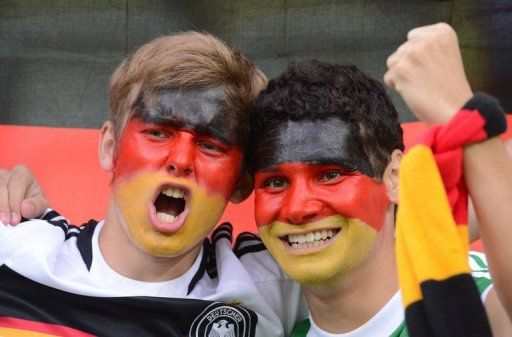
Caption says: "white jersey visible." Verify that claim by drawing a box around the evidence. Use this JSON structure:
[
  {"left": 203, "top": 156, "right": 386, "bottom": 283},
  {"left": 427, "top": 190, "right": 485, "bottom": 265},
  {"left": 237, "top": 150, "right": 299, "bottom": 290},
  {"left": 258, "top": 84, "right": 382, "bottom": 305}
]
[
  {"left": 0, "top": 210, "right": 307, "bottom": 337},
  {"left": 292, "top": 252, "right": 493, "bottom": 337}
]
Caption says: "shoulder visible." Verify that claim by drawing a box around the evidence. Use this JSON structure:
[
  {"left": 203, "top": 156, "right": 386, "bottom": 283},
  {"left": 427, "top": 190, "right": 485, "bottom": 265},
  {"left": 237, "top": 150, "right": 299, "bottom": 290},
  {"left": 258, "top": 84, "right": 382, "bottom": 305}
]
[{"left": 232, "top": 230, "right": 291, "bottom": 284}]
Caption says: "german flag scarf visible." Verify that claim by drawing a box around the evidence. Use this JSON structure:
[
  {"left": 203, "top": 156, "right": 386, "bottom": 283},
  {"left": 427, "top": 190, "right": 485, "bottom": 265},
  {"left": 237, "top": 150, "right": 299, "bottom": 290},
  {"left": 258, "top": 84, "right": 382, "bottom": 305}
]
[{"left": 396, "top": 93, "right": 506, "bottom": 337}]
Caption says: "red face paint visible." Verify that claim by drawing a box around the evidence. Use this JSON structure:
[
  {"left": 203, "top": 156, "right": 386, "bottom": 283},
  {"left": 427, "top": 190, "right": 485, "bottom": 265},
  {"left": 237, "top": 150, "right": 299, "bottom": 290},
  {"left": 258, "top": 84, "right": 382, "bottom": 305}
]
[
  {"left": 115, "top": 119, "right": 242, "bottom": 198},
  {"left": 254, "top": 162, "right": 389, "bottom": 230},
  {"left": 110, "top": 87, "right": 245, "bottom": 256}
]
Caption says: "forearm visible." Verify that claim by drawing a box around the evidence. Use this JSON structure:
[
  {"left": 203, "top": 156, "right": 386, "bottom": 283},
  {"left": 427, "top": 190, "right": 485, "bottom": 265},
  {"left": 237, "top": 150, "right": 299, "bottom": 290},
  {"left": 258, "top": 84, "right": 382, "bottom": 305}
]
[{"left": 464, "top": 137, "right": 512, "bottom": 318}]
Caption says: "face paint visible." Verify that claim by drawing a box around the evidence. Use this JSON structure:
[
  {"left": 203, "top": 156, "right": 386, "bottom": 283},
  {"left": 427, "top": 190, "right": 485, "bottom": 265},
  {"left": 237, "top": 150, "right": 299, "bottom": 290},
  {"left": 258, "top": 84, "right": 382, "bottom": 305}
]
[
  {"left": 112, "top": 87, "right": 243, "bottom": 256},
  {"left": 259, "top": 216, "right": 376, "bottom": 286},
  {"left": 254, "top": 117, "right": 373, "bottom": 176},
  {"left": 114, "top": 171, "right": 226, "bottom": 256},
  {"left": 133, "top": 87, "right": 240, "bottom": 147},
  {"left": 254, "top": 117, "right": 389, "bottom": 286}
]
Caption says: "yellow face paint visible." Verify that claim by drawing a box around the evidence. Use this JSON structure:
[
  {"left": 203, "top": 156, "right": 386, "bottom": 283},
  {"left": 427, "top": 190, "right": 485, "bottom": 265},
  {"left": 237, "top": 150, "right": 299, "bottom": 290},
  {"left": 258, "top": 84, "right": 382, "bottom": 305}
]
[
  {"left": 259, "top": 215, "right": 377, "bottom": 286},
  {"left": 113, "top": 171, "right": 226, "bottom": 256}
]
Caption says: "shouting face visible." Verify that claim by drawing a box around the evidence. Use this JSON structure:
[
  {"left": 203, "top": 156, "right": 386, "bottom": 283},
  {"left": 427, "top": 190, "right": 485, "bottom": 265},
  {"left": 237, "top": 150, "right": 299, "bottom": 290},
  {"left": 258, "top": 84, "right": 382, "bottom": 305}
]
[
  {"left": 254, "top": 117, "right": 390, "bottom": 286},
  {"left": 112, "top": 87, "right": 243, "bottom": 256}
]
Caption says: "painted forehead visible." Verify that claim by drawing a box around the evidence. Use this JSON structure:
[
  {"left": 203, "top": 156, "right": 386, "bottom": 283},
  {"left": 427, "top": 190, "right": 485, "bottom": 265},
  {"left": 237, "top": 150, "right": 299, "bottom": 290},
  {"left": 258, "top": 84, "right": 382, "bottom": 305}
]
[
  {"left": 254, "top": 117, "right": 374, "bottom": 176},
  {"left": 132, "top": 87, "right": 239, "bottom": 146}
]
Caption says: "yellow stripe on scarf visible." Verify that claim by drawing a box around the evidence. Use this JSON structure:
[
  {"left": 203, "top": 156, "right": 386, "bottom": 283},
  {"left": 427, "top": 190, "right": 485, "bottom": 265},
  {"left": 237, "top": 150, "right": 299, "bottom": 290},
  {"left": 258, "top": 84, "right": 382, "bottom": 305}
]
[{"left": 396, "top": 145, "right": 469, "bottom": 308}]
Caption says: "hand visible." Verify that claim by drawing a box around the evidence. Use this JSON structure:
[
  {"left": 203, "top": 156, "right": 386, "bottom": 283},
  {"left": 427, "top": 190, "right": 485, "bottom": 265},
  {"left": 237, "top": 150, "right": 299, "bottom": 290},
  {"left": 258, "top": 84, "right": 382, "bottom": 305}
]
[
  {"left": 0, "top": 164, "right": 50, "bottom": 225},
  {"left": 384, "top": 23, "right": 473, "bottom": 125}
]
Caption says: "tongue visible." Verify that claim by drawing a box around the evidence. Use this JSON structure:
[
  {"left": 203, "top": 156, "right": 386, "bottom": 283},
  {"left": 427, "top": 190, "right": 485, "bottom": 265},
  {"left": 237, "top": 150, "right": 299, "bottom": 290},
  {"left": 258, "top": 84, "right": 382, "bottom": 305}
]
[{"left": 155, "top": 194, "right": 185, "bottom": 216}]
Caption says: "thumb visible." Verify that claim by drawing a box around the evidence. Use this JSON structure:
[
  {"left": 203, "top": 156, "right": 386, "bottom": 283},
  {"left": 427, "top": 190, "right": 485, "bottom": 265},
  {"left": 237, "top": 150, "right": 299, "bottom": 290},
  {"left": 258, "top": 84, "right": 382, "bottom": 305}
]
[{"left": 20, "top": 197, "right": 50, "bottom": 220}]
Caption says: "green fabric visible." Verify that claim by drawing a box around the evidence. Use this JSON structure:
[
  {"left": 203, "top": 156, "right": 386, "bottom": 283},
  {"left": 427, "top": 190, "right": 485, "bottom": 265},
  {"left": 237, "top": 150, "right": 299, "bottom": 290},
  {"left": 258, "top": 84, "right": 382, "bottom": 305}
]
[
  {"left": 390, "top": 322, "right": 408, "bottom": 337},
  {"left": 290, "top": 266, "right": 491, "bottom": 337},
  {"left": 290, "top": 319, "right": 409, "bottom": 337},
  {"left": 291, "top": 318, "right": 311, "bottom": 337}
]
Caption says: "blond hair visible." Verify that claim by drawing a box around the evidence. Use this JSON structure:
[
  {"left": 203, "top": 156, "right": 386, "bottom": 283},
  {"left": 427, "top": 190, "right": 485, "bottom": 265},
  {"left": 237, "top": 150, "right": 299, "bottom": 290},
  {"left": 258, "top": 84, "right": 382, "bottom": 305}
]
[{"left": 109, "top": 31, "right": 267, "bottom": 149}]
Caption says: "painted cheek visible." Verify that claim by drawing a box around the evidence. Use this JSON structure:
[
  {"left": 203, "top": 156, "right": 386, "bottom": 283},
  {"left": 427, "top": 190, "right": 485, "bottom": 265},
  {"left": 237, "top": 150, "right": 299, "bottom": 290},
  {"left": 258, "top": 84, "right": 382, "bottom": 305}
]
[
  {"left": 114, "top": 121, "right": 169, "bottom": 179},
  {"left": 195, "top": 148, "right": 243, "bottom": 199},
  {"left": 254, "top": 189, "right": 284, "bottom": 228},
  {"left": 326, "top": 175, "right": 389, "bottom": 231}
]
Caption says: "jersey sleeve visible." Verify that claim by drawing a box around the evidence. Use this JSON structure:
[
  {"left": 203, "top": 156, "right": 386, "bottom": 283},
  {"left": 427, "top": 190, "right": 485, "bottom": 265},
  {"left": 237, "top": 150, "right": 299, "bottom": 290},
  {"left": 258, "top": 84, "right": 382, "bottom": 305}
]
[
  {"left": 234, "top": 231, "right": 308, "bottom": 337},
  {"left": 27, "top": 208, "right": 83, "bottom": 238}
]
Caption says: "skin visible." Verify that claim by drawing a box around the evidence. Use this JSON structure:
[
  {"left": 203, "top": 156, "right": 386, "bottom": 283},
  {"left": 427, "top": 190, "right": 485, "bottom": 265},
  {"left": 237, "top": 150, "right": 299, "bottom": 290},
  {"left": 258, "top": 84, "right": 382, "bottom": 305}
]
[
  {"left": 2, "top": 22, "right": 511, "bottom": 334},
  {"left": 385, "top": 22, "right": 512, "bottom": 334},
  {"left": 110, "top": 105, "right": 243, "bottom": 257},
  {"left": 96, "top": 87, "right": 250, "bottom": 281},
  {"left": 254, "top": 119, "right": 402, "bottom": 332}
]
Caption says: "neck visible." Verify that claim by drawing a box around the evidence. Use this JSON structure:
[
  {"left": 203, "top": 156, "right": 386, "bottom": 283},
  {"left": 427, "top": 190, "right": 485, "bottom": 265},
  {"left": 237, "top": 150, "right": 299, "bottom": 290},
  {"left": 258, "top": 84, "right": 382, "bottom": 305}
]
[
  {"left": 303, "top": 208, "right": 398, "bottom": 334},
  {"left": 99, "top": 199, "right": 201, "bottom": 282}
]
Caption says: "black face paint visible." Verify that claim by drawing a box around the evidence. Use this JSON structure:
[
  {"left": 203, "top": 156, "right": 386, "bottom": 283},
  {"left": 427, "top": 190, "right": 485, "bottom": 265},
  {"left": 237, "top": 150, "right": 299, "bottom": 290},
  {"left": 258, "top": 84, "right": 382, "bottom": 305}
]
[
  {"left": 254, "top": 117, "right": 374, "bottom": 176},
  {"left": 132, "top": 87, "right": 239, "bottom": 146}
]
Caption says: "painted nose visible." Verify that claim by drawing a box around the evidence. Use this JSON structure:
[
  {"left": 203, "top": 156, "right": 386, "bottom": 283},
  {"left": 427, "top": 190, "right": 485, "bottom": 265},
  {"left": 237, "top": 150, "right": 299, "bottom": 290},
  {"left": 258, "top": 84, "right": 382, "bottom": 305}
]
[
  {"left": 166, "top": 132, "right": 194, "bottom": 177},
  {"left": 281, "top": 182, "right": 323, "bottom": 225}
]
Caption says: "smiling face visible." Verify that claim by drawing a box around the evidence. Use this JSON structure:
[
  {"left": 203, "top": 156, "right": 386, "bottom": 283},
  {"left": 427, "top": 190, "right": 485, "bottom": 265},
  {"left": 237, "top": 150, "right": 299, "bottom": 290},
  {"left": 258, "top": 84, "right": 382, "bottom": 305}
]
[
  {"left": 254, "top": 117, "right": 390, "bottom": 286},
  {"left": 112, "top": 87, "right": 243, "bottom": 256}
]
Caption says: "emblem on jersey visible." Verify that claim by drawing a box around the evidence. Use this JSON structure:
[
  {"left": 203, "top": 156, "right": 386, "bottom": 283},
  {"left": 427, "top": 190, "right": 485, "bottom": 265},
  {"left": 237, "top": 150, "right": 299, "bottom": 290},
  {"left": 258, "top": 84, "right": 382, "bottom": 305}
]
[{"left": 189, "top": 302, "right": 257, "bottom": 337}]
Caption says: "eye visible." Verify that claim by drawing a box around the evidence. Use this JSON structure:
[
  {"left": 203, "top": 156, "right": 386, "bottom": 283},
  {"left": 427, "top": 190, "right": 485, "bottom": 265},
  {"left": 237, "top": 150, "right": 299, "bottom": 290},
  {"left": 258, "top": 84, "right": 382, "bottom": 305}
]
[
  {"left": 318, "top": 171, "right": 342, "bottom": 182},
  {"left": 199, "top": 141, "right": 222, "bottom": 153},
  {"left": 145, "top": 129, "right": 169, "bottom": 138},
  {"left": 264, "top": 178, "right": 289, "bottom": 190}
]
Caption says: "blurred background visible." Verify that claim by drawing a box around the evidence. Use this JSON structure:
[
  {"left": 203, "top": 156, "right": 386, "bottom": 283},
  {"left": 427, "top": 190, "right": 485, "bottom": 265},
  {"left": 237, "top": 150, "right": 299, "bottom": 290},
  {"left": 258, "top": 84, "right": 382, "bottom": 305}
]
[
  {"left": 1, "top": 0, "right": 510, "bottom": 126},
  {"left": 0, "top": 0, "right": 511, "bottom": 236}
]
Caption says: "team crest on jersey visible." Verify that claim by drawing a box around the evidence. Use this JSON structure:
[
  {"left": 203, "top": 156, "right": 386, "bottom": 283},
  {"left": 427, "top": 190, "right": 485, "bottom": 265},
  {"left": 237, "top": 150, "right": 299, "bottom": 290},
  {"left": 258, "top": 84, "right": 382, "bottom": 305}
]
[{"left": 189, "top": 302, "right": 257, "bottom": 337}]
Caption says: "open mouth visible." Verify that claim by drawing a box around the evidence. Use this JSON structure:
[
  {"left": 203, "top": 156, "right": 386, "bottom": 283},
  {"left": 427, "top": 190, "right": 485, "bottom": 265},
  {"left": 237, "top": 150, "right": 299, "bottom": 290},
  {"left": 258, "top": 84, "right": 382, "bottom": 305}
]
[
  {"left": 154, "top": 186, "right": 188, "bottom": 223},
  {"left": 282, "top": 228, "right": 341, "bottom": 250}
]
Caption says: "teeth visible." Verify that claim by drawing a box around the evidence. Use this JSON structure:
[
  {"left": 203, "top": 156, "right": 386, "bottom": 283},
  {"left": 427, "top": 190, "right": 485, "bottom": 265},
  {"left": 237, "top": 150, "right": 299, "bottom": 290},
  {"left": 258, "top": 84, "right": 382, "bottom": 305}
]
[
  {"left": 286, "top": 229, "right": 339, "bottom": 249},
  {"left": 306, "top": 233, "right": 315, "bottom": 243},
  {"left": 156, "top": 212, "right": 176, "bottom": 223},
  {"left": 162, "top": 187, "right": 184, "bottom": 199}
]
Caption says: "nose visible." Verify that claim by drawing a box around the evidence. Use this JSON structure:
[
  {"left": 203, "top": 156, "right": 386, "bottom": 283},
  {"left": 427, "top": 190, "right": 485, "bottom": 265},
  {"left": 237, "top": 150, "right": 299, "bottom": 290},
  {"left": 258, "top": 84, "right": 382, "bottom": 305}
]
[
  {"left": 166, "top": 132, "right": 194, "bottom": 177},
  {"left": 281, "top": 180, "right": 323, "bottom": 225}
]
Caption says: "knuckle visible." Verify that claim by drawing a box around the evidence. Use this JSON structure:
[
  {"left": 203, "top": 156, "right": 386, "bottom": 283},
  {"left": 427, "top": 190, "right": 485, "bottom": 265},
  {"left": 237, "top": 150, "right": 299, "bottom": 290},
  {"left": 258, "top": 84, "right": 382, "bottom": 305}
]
[
  {"left": 0, "top": 170, "right": 11, "bottom": 184},
  {"left": 13, "top": 164, "right": 30, "bottom": 174}
]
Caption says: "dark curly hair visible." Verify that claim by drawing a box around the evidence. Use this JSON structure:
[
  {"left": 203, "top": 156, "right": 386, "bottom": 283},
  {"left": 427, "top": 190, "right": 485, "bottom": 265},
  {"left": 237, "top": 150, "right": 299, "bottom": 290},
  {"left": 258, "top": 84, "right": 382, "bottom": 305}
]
[{"left": 250, "top": 60, "right": 404, "bottom": 178}]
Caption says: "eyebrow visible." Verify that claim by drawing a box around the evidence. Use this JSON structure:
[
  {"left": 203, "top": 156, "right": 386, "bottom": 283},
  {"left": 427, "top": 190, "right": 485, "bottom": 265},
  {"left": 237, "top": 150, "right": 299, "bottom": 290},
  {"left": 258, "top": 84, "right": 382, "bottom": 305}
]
[
  {"left": 255, "top": 158, "right": 359, "bottom": 173},
  {"left": 132, "top": 115, "right": 235, "bottom": 147}
]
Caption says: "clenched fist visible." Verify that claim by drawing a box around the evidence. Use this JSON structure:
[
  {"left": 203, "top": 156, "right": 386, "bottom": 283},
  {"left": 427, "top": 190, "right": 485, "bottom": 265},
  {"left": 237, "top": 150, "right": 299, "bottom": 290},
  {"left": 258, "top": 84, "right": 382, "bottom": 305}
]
[{"left": 384, "top": 22, "right": 473, "bottom": 125}]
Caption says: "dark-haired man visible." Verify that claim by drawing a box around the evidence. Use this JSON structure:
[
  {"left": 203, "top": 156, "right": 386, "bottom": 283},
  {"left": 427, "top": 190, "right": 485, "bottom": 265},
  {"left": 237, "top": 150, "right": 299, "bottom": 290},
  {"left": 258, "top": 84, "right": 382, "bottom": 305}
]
[
  {"left": 4, "top": 23, "right": 512, "bottom": 337},
  {"left": 250, "top": 23, "right": 512, "bottom": 336}
]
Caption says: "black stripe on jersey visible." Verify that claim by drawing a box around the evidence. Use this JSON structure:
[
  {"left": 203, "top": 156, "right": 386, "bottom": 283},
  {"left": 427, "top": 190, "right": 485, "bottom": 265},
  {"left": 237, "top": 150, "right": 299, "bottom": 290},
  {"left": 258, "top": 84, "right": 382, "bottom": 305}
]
[
  {"left": 204, "top": 240, "right": 218, "bottom": 280},
  {"left": 212, "top": 222, "right": 233, "bottom": 245},
  {"left": 36, "top": 209, "right": 83, "bottom": 240},
  {"left": 187, "top": 240, "right": 220, "bottom": 294},
  {"left": 233, "top": 232, "right": 262, "bottom": 252},
  {"left": 187, "top": 240, "right": 210, "bottom": 295},
  {"left": 40, "top": 209, "right": 64, "bottom": 222},
  {"left": 235, "top": 244, "right": 267, "bottom": 259},
  {"left": 76, "top": 220, "right": 99, "bottom": 271},
  {"left": 0, "top": 265, "right": 258, "bottom": 337}
]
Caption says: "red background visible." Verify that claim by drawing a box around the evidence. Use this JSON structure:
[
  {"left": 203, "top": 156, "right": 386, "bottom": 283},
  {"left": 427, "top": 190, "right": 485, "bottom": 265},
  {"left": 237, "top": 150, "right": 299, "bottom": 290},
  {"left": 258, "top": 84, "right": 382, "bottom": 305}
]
[{"left": 1, "top": 119, "right": 511, "bottom": 248}]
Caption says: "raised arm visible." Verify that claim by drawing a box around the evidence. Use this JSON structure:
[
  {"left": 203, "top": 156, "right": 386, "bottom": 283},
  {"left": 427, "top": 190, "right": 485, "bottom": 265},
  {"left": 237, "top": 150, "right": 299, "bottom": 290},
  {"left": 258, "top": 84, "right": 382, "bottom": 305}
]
[{"left": 385, "top": 22, "right": 512, "bottom": 333}]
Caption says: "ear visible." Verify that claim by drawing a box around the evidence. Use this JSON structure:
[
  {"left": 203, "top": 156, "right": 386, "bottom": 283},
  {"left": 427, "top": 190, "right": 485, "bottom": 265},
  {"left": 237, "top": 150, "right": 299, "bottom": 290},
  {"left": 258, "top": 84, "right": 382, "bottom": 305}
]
[
  {"left": 98, "top": 121, "right": 116, "bottom": 172},
  {"left": 230, "top": 171, "right": 254, "bottom": 204},
  {"left": 382, "top": 149, "right": 402, "bottom": 204}
]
